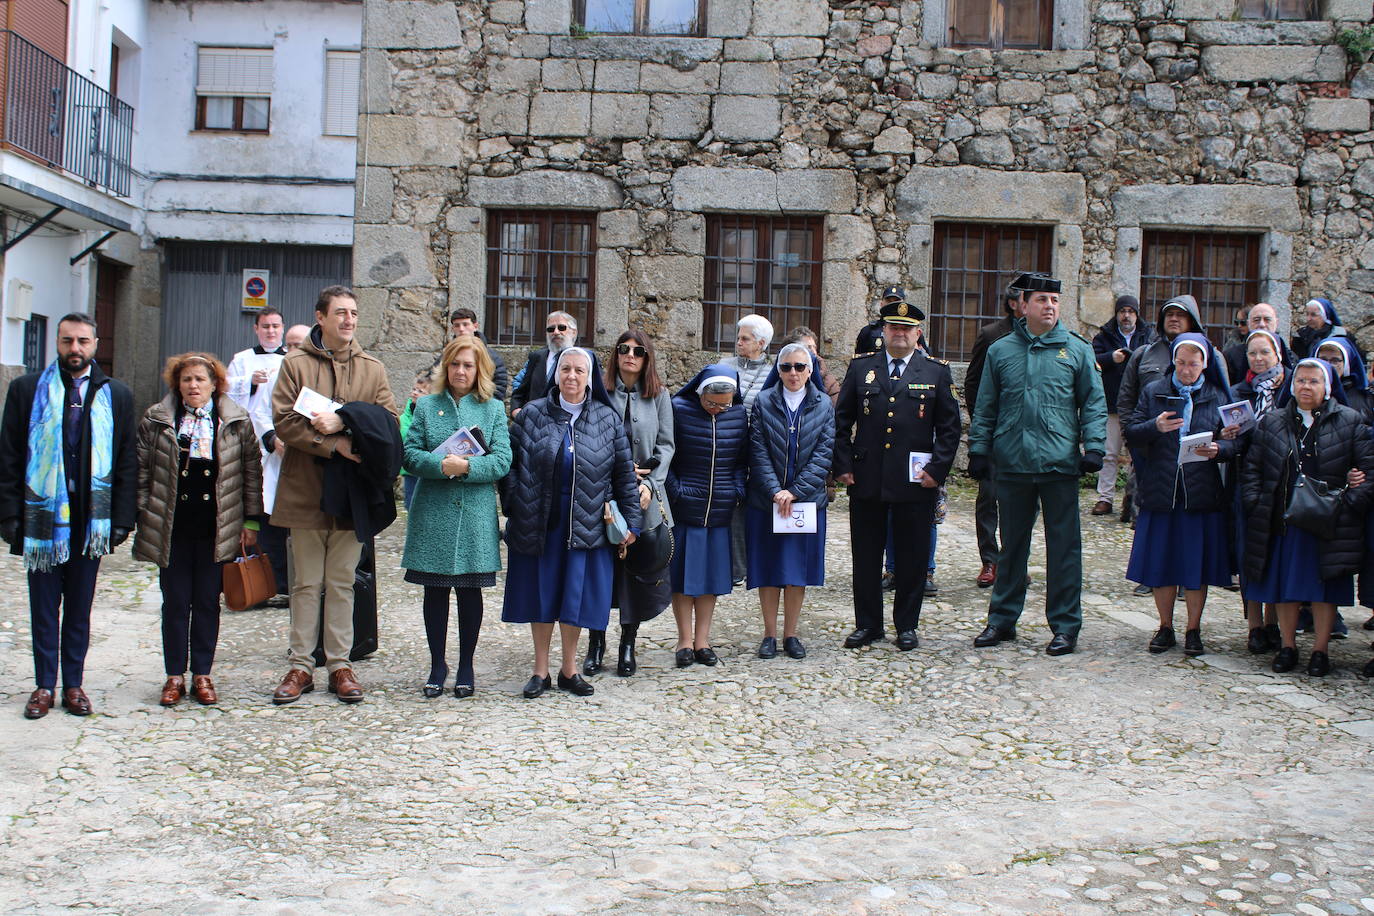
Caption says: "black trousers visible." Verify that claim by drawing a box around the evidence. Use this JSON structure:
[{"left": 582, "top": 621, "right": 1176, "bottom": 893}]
[
  {"left": 257, "top": 516, "right": 290, "bottom": 595},
  {"left": 160, "top": 534, "right": 223, "bottom": 676},
  {"left": 974, "top": 478, "right": 1000, "bottom": 565},
  {"left": 28, "top": 552, "right": 102, "bottom": 688},
  {"left": 849, "top": 495, "right": 934, "bottom": 634}
]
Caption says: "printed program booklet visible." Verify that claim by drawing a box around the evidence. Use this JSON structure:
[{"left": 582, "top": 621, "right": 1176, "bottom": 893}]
[
  {"left": 1179, "top": 431, "right": 1214, "bottom": 465},
  {"left": 292, "top": 386, "right": 343, "bottom": 419},
  {"left": 432, "top": 426, "right": 487, "bottom": 458},
  {"left": 1218, "top": 399, "right": 1257, "bottom": 434}
]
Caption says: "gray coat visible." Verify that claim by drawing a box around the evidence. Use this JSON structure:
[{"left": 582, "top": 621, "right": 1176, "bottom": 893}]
[{"left": 606, "top": 380, "right": 675, "bottom": 529}]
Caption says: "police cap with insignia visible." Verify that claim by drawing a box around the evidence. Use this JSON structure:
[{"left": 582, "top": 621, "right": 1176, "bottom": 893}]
[
  {"left": 879, "top": 298, "right": 926, "bottom": 326},
  {"left": 881, "top": 285, "right": 906, "bottom": 303},
  {"left": 1009, "top": 271, "right": 1061, "bottom": 295}
]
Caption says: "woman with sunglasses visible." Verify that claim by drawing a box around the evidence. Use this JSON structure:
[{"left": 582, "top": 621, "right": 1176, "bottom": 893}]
[
  {"left": 745, "top": 343, "right": 833, "bottom": 659},
  {"left": 667, "top": 364, "right": 749, "bottom": 668},
  {"left": 582, "top": 330, "right": 675, "bottom": 678}
]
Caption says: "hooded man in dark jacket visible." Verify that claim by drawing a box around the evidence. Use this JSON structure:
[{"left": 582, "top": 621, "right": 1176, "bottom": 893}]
[
  {"left": 1090, "top": 295, "right": 1156, "bottom": 515},
  {"left": 1118, "top": 295, "right": 1230, "bottom": 420}
]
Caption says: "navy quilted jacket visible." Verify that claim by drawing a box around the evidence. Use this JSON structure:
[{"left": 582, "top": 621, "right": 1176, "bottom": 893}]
[
  {"left": 666, "top": 365, "right": 749, "bottom": 528},
  {"left": 747, "top": 363, "right": 834, "bottom": 511},
  {"left": 502, "top": 394, "right": 642, "bottom": 556}
]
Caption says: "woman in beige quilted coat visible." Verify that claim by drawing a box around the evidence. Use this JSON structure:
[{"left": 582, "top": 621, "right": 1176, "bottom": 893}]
[{"left": 134, "top": 353, "right": 261, "bottom": 707}]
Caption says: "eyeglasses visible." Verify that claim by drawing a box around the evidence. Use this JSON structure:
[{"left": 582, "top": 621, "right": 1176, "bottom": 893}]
[
  {"left": 778, "top": 362, "right": 808, "bottom": 373},
  {"left": 616, "top": 344, "right": 648, "bottom": 358},
  {"left": 1234, "top": 318, "right": 1247, "bottom": 326},
  {"left": 546, "top": 324, "right": 571, "bottom": 333},
  {"left": 702, "top": 399, "right": 732, "bottom": 412}
]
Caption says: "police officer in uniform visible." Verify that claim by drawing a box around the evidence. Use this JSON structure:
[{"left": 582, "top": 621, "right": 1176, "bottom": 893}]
[
  {"left": 853, "top": 285, "right": 907, "bottom": 357},
  {"left": 967, "top": 272, "right": 1108, "bottom": 656},
  {"left": 834, "top": 297, "right": 961, "bottom": 650}
]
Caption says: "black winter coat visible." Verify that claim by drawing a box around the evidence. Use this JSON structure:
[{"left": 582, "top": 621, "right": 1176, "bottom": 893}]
[
  {"left": 1093, "top": 319, "right": 1156, "bottom": 415},
  {"left": 502, "top": 395, "right": 641, "bottom": 556},
  {"left": 747, "top": 382, "right": 834, "bottom": 511},
  {"left": 666, "top": 397, "right": 748, "bottom": 528},
  {"left": 322, "top": 401, "right": 403, "bottom": 542},
  {"left": 1124, "top": 374, "right": 1235, "bottom": 513},
  {"left": 1240, "top": 400, "right": 1374, "bottom": 583},
  {"left": 0, "top": 365, "right": 139, "bottom": 554}
]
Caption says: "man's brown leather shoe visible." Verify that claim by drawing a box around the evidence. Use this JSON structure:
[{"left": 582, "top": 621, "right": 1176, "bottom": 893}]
[
  {"left": 190, "top": 675, "right": 218, "bottom": 706},
  {"left": 272, "top": 669, "right": 314, "bottom": 705},
  {"left": 976, "top": 563, "right": 996, "bottom": 587},
  {"left": 1090, "top": 499, "right": 1113, "bottom": 516},
  {"left": 328, "top": 668, "right": 364, "bottom": 704},
  {"left": 24, "top": 688, "right": 54, "bottom": 719},
  {"left": 61, "top": 687, "right": 92, "bottom": 716},
  {"left": 159, "top": 676, "right": 186, "bottom": 707}
]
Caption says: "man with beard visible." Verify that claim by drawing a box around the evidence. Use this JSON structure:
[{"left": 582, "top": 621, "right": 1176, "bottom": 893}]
[
  {"left": 510, "top": 311, "right": 579, "bottom": 416},
  {"left": 0, "top": 314, "right": 138, "bottom": 718}
]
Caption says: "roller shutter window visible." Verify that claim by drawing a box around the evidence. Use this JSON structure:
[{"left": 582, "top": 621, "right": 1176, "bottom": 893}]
[
  {"left": 195, "top": 47, "right": 272, "bottom": 133},
  {"left": 323, "top": 50, "right": 359, "bottom": 137}
]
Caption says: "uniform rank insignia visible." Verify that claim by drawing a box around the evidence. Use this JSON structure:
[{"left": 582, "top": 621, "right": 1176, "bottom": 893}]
[
  {"left": 1058, "top": 348, "right": 1069, "bottom": 359},
  {"left": 865, "top": 370, "right": 876, "bottom": 384}
]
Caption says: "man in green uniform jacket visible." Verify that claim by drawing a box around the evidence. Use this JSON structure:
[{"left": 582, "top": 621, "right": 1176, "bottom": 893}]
[{"left": 966, "top": 272, "right": 1108, "bottom": 656}]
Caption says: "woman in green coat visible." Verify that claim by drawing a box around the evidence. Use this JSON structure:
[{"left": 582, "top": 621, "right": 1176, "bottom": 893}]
[{"left": 402, "top": 336, "right": 512, "bottom": 699}]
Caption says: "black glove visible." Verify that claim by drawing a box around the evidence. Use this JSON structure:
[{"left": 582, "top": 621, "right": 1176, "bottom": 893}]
[
  {"left": 0, "top": 518, "right": 16, "bottom": 545},
  {"left": 967, "top": 454, "right": 991, "bottom": 481},
  {"left": 1079, "top": 451, "right": 1104, "bottom": 474},
  {"left": 109, "top": 527, "right": 131, "bottom": 548}
]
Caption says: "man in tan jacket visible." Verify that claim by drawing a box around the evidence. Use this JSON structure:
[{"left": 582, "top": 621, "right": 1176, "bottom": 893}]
[{"left": 270, "top": 286, "right": 397, "bottom": 705}]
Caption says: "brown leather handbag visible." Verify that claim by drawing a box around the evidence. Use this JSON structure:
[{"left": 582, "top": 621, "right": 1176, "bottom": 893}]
[{"left": 222, "top": 548, "right": 276, "bottom": 611}]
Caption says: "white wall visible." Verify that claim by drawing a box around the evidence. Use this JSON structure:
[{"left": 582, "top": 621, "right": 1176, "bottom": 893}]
[
  {"left": 138, "top": 0, "right": 361, "bottom": 245},
  {"left": 67, "top": 0, "right": 147, "bottom": 93},
  {"left": 0, "top": 233, "right": 94, "bottom": 366}
]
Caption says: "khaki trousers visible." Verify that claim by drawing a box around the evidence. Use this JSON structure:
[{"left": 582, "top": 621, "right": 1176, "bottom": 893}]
[{"left": 288, "top": 528, "right": 363, "bottom": 674}]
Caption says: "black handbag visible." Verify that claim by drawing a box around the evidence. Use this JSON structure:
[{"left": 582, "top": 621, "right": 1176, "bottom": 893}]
[
  {"left": 624, "top": 480, "right": 674, "bottom": 579},
  {"left": 1282, "top": 424, "right": 1344, "bottom": 536}
]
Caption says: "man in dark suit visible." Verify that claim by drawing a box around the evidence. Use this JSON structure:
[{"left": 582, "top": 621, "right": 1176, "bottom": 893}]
[
  {"left": 0, "top": 314, "right": 138, "bottom": 719},
  {"left": 963, "top": 283, "right": 1023, "bottom": 587},
  {"left": 509, "top": 310, "right": 578, "bottom": 416},
  {"left": 834, "top": 297, "right": 961, "bottom": 651}
]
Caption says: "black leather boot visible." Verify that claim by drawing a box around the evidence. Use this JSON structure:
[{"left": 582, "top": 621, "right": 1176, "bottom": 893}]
[
  {"left": 583, "top": 630, "right": 606, "bottom": 676},
  {"left": 616, "top": 624, "right": 638, "bottom": 677}
]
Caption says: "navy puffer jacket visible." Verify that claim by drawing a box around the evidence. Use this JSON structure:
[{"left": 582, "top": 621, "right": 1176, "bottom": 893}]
[
  {"left": 667, "top": 364, "right": 749, "bottom": 528},
  {"left": 1124, "top": 372, "right": 1235, "bottom": 513},
  {"left": 502, "top": 392, "right": 642, "bottom": 557},
  {"left": 747, "top": 358, "right": 834, "bottom": 511}
]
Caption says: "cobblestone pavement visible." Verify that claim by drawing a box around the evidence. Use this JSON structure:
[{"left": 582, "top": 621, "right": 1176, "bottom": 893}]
[{"left": 2, "top": 485, "right": 1373, "bottom": 914}]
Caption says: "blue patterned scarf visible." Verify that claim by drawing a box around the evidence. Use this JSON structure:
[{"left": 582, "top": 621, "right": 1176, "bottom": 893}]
[
  {"left": 24, "top": 362, "right": 113, "bottom": 571},
  {"left": 1171, "top": 372, "right": 1205, "bottom": 434}
]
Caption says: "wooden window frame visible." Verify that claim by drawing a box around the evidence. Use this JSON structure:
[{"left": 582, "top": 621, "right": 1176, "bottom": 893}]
[
  {"left": 947, "top": 0, "right": 1054, "bottom": 50},
  {"left": 702, "top": 214, "right": 823, "bottom": 353},
  {"left": 573, "top": 0, "right": 707, "bottom": 36},
  {"left": 929, "top": 222, "right": 1054, "bottom": 362},
  {"left": 484, "top": 210, "right": 598, "bottom": 348},
  {"left": 195, "top": 95, "right": 270, "bottom": 133},
  {"left": 1237, "top": 0, "right": 1318, "bottom": 20},
  {"left": 1140, "top": 230, "right": 1263, "bottom": 350}
]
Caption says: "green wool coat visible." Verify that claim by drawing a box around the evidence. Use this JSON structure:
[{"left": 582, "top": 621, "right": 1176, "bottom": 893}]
[
  {"left": 968, "top": 317, "right": 1108, "bottom": 476},
  {"left": 401, "top": 390, "right": 512, "bottom": 576}
]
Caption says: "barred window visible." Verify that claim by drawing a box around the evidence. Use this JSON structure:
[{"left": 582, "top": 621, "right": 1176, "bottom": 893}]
[
  {"left": 484, "top": 210, "right": 597, "bottom": 347},
  {"left": 1141, "top": 230, "right": 1262, "bottom": 349},
  {"left": 1237, "top": 0, "right": 1317, "bottom": 19},
  {"left": 575, "top": 0, "right": 704, "bottom": 35},
  {"left": 947, "top": 0, "right": 1053, "bottom": 50},
  {"left": 929, "top": 222, "right": 1053, "bottom": 361},
  {"left": 23, "top": 314, "right": 46, "bottom": 373},
  {"left": 703, "top": 215, "right": 822, "bottom": 352}
]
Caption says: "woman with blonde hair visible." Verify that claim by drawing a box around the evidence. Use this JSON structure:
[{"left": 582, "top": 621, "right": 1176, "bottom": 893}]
[
  {"left": 135, "top": 353, "right": 262, "bottom": 706},
  {"left": 401, "top": 336, "right": 511, "bottom": 698}
]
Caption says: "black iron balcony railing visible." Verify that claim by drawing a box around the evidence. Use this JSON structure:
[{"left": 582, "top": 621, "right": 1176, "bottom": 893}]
[{"left": 0, "top": 30, "right": 133, "bottom": 198}]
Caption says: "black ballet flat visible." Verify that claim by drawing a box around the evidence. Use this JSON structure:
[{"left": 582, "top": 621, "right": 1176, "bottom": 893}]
[
  {"left": 453, "top": 684, "right": 474, "bottom": 699},
  {"left": 422, "top": 664, "right": 448, "bottom": 698}
]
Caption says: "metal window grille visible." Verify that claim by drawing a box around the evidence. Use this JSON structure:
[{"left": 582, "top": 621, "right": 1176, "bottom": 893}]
[
  {"left": 947, "top": 0, "right": 1053, "bottom": 50},
  {"left": 22, "top": 314, "right": 45, "bottom": 372},
  {"left": 703, "top": 214, "right": 823, "bottom": 352},
  {"left": 575, "top": 0, "right": 705, "bottom": 35},
  {"left": 1237, "top": 0, "right": 1317, "bottom": 19},
  {"left": 484, "top": 210, "right": 597, "bottom": 347},
  {"left": 1141, "top": 230, "right": 1262, "bottom": 350},
  {"left": 929, "top": 222, "right": 1052, "bottom": 361}
]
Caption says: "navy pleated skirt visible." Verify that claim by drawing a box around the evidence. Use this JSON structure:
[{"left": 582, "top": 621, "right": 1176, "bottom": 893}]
[
  {"left": 744, "top": 506, "right": 826, "bottom": 589},
  {"left": 670, "top": 524, "right": 733, "bottom": 597},
  {"left": 1126, "top": 508, "right": 1232, "bottom": 589},
  {"left": 501, "top": 492, "right": 614, "bottom": 629},
  {"left": 1244, "top": 527, "right": 1354, "bottom": 606}
]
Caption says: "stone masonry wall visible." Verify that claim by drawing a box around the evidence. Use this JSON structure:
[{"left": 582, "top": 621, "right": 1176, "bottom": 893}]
[{"left": 356, "top": 0, "right": 1374, "bottom": 394}]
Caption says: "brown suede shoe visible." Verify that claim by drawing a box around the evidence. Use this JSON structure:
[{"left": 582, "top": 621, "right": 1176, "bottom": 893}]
[
  {"left": 328, "top": 668, "right": 364, "bottom": 704},
  {"left": 272, "top": 669, "right": 314, "bottom": 706},
  {"left": 190, "top": 675, "right": 218, "bottom": 706},
  {"left": 24, "top": 688, "right": 54, "bottom": 719},
  {"left": 159, "top": 676, "right": 186, "bottom": 707},
  {"left": 61, "top": 687, "right": 92, "bottom": 716}
]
